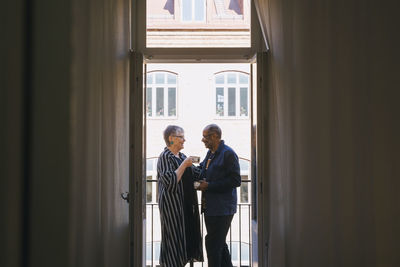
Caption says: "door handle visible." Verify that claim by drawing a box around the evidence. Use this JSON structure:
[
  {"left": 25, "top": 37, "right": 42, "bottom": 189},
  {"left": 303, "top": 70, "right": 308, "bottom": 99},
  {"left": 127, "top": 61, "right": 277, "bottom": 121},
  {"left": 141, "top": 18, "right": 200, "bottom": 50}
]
[{"left": 121, "top": 192, "right": 130, "bottom": 203}]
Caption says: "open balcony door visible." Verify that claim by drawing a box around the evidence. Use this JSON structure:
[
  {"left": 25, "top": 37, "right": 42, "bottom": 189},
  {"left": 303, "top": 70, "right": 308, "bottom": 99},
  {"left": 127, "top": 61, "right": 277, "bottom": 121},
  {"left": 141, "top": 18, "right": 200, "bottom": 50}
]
[
  {"left": 128, "top": 0, "right": 266, "bottom": 264},
  {"left": 129, "top": 51, "right": 146, "bottom": 267},
  {"left": 128, "top": 55, "right": 268, "bottom": 267}
]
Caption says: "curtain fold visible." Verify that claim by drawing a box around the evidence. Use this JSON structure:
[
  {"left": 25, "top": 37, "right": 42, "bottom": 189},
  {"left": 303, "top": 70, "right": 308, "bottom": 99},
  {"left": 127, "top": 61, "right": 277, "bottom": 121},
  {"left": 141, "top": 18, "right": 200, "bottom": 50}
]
[{"left": 253, "top": 0, "right": 271, "bottom": 49}]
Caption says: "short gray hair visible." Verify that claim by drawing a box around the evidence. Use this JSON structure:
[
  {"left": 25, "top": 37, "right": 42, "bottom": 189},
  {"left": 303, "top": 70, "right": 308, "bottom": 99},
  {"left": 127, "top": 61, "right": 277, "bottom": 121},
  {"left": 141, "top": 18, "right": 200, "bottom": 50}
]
[
  {"left": 204, "top": 124, "right": 222, "bottom": 139},
  {"left": 163, "top": 125, "right": 184, "bottom": 146}
]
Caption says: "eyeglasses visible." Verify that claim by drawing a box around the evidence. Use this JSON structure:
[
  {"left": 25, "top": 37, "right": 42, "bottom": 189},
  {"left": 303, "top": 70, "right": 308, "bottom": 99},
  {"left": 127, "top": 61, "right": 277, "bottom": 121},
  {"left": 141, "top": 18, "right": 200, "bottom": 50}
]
[
  {"left": 202, "top": 133, "right": 214, "bottom": 139},
  {"left": 173, "top": 135, "right": 185, "bottom": 140}
]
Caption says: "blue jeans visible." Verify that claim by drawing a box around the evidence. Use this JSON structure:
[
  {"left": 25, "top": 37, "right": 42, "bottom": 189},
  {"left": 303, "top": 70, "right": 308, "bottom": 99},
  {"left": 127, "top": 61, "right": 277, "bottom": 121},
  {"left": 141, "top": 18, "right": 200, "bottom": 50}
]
[{"left": 204, "top": 215, "right": 234, "bottom": 267}]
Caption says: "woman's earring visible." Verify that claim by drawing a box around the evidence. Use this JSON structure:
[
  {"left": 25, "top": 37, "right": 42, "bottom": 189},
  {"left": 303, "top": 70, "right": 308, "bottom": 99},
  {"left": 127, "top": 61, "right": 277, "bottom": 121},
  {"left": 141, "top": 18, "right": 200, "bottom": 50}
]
[{"left": 170, "top": 141, "right": 174, "bottom": 145}]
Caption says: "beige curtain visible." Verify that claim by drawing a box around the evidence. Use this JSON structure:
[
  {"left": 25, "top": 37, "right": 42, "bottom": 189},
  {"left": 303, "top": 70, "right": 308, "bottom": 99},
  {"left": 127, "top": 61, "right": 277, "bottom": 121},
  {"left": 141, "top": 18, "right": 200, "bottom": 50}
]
[{"left": 252, "top": 0, "right": 400, "bottom": 266}]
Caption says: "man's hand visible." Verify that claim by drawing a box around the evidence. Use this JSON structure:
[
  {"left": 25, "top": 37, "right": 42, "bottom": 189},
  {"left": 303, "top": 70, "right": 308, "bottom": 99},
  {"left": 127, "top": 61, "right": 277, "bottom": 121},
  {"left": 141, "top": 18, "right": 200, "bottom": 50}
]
[{"left": 198, "top": 180, "right": 209, "bottom": 191}]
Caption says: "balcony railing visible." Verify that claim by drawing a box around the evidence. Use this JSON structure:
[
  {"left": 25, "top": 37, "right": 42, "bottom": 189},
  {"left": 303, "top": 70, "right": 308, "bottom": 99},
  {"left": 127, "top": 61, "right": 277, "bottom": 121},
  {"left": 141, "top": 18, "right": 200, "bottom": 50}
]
[{"left": 145, "top": 179, "right": 252, "bottom": 267}]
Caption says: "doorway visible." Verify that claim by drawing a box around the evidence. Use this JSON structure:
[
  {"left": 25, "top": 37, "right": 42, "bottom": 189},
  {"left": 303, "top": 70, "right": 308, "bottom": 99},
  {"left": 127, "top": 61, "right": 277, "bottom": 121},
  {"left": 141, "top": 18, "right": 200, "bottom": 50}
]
[
  {"left": 144, "top": 63, "right": 252, "bottom": 267},
  {"left": 130, "top": 0, "right": 265, "bottom": 265}
]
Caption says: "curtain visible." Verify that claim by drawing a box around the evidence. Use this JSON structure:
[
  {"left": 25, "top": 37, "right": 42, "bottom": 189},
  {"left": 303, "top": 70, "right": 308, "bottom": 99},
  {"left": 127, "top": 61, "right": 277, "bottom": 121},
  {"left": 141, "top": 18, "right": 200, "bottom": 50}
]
[{"left": 252, "top": 0, "right": 400, "bottom": 266}]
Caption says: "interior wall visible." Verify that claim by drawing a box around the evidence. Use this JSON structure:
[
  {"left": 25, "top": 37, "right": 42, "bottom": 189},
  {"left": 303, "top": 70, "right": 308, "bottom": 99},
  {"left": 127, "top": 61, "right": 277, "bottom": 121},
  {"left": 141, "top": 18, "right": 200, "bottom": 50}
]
[{"left": 255, "top": 0, "right": 400, "bottom": 266}]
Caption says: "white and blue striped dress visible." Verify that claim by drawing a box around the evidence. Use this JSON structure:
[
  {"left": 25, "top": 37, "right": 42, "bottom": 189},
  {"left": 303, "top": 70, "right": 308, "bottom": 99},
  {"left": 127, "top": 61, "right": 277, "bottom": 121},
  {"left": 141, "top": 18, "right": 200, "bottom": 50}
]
[{"left": 157, "top": 147, "right": 188, "bottom": 267}]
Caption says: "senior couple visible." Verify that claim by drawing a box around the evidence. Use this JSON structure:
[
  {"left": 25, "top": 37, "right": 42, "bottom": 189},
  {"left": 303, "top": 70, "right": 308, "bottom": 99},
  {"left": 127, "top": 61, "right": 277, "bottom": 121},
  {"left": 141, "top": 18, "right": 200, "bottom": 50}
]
[{"left": 157, "top": 124, "right": 241, "bottom": 267}]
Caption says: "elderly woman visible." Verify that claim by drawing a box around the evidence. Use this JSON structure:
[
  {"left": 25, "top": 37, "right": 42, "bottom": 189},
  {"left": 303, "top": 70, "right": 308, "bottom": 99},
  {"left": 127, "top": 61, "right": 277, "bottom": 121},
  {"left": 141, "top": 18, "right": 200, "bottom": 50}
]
[{"left": 157, "top": 125, "right": 203, "bottom": 267}]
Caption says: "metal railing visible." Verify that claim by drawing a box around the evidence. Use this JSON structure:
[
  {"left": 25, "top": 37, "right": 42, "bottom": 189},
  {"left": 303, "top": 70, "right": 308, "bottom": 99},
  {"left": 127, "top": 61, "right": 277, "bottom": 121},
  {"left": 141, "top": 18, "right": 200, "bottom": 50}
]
[{"left": 145, "top": 179, "right": 252, "bottom": 267}]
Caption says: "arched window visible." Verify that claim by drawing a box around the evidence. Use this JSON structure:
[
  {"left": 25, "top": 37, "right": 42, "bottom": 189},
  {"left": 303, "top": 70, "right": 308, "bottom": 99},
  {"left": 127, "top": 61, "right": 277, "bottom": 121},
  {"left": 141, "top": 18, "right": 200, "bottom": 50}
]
[
  {"left": 214, "top": 71, "right": 249, "bottom": 118},
  {"left": 146, "top": 71, "right": 178, "bottom": 118}
]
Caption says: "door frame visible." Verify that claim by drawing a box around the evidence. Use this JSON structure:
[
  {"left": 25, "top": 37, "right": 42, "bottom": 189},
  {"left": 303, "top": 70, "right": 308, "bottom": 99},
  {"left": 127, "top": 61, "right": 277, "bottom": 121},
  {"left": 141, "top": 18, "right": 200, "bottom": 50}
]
[
  {"left": 129, "top": 0, "right": 268, "bottom": 266},
  {"left": 129, "top": 51, "right": 146, "bottom": 267},
  {"left": 250, "top": 52, "right": 269, "bottom": 267}
]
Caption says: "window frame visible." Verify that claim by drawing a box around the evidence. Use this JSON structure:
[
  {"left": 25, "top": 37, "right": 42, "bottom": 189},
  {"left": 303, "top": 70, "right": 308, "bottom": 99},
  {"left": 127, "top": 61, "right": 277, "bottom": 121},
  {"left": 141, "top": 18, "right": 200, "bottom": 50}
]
[
  {"left": 214, "top": 71, "right": 250, "bottom": 119},
  {"left": 146, "top": 71, "right": 179, "bottom": 120}
]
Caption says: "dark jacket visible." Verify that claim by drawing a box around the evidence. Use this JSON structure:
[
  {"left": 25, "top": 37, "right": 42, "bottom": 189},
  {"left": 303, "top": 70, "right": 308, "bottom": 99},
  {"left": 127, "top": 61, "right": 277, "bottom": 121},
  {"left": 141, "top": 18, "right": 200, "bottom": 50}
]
[{"left": 197, "top": 140, "right": 241, "bottom": 216}]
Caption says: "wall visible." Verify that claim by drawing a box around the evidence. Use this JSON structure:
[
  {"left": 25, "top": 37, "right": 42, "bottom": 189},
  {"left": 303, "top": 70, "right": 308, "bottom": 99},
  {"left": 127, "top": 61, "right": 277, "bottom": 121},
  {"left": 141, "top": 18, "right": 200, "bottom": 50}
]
[
  {"left": 146, "top": 0, "right": 251, "bottom": 47},
  {"left": 255, "top": 0, "right": 400, "bottom": 266},
  {"left": 146, "top": 63, "right": 251, "bottom": 160}
]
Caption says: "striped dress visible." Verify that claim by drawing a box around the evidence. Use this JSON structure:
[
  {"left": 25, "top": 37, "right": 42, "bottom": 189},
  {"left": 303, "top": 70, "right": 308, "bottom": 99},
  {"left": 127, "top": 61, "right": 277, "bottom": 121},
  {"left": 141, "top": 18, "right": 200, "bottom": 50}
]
[{"left": 157, "top": 147, "right": 188, "bottom": 267}]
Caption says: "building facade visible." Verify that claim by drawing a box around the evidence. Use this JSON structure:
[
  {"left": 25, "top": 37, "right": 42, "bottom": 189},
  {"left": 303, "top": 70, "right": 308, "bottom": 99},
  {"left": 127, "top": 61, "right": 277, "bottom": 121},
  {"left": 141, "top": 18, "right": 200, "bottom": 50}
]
[{"left": 147, "top": 0, "right": 251, "bottom": 47}]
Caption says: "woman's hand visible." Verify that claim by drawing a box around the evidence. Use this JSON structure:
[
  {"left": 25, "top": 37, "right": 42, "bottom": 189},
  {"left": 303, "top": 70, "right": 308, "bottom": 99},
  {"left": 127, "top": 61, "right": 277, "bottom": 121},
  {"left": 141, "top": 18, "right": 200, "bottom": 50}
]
[
  {"left": 175, "top": 157, "right": 193, "bottom": 182},
  {"left": 182, "top": 157, "right": 193, "bottom": 168}
]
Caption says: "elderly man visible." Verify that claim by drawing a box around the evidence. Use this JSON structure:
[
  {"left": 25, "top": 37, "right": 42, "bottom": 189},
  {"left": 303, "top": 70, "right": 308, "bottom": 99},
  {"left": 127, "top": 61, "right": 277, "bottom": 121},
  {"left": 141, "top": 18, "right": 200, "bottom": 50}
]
[{"left": 196, "top": 124, "right": 241, "bottom": 267}]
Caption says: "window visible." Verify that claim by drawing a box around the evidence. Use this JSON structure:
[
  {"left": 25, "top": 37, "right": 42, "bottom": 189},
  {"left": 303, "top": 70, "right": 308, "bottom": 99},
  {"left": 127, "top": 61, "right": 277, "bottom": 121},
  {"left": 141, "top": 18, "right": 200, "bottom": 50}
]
[
  {"left": 240, "top": 175, "right": 249, "bottom": 203},
  {"left": 238, "top": 158, "right": 250, "bottom": 203},
  {"left": 146, "top": 72, "right": 178, "bottom": 118},
  {"left": 214, "top": 0, "right": 244, "bottom": 18},
  {"left": 146, "top": 241, "right": 161, "bottom": 266},
  {"left": 146, "top": 159, "right": 160, "bottom": 266},
  {"left": 215, "top": 71, "right": 249, "bottom": 118},
  {"left": 146, "top": 158, "right": 159, "bottom": 203},
  {"left": 182, "top": 0, "right": 206, "bottom": 22},
  {"left": 146, "top": 0, "right": 251, "bottom": 47}
]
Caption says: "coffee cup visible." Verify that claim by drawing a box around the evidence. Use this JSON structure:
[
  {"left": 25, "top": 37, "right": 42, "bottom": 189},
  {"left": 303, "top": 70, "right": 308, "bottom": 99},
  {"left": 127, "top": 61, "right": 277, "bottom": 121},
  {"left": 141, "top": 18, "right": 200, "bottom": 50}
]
[{"left": 190, "top": 156, "right": 200, "bottom": 163}]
